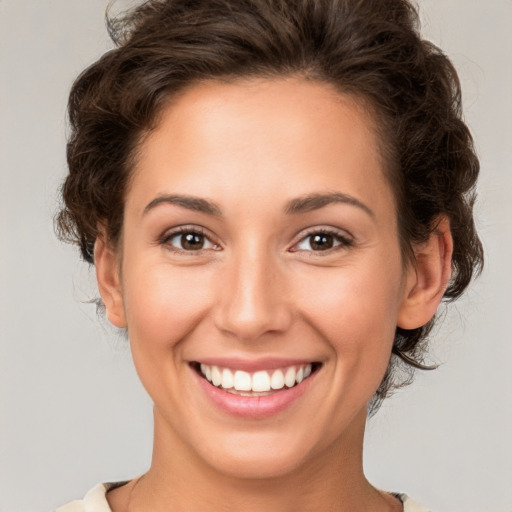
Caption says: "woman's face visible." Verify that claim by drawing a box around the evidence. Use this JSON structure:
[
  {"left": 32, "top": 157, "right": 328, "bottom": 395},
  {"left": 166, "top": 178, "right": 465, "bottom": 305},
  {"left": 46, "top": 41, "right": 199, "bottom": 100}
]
[{"left": 102, "top": 77, "right": 417, "bottom": 478}]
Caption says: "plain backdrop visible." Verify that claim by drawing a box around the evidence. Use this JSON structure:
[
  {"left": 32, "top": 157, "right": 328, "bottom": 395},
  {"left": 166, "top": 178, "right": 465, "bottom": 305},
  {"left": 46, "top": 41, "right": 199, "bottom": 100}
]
[{"left": 1, "top": 1, "right": 511, "bottom": 511}]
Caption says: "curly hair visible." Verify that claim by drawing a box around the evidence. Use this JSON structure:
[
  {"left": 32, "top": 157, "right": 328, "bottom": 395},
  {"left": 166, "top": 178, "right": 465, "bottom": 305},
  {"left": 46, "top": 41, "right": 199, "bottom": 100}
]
[{"left": 56, "top": 0, "right": 483, "bottom": 412}]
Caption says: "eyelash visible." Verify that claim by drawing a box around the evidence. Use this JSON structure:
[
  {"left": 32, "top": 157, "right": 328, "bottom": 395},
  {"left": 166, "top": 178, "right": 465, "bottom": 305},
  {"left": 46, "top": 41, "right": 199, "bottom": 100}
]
[
  {"left": 290, "top": 228, "right": 353, "bottom": 255},
  {"left": 160, "top": 226, "right": 220, "bottom": 254},
  {"left": 159, "top": 227, "right": 353, "bottom": 254}
]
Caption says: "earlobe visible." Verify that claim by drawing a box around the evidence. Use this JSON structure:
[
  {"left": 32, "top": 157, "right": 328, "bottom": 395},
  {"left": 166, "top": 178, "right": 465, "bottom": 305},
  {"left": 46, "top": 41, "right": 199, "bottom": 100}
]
[
  {"left": 94, "top": 234, "right": 127, "bottom": 329},
  {"left": 397, "top": 216, "right": 453, "bottom": 330}
]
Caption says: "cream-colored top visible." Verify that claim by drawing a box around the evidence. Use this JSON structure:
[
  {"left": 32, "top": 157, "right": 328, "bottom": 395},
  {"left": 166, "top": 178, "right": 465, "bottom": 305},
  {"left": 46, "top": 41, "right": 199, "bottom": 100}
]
[{"left": 55, "top": 482, "right": 432, "bottom": 512}]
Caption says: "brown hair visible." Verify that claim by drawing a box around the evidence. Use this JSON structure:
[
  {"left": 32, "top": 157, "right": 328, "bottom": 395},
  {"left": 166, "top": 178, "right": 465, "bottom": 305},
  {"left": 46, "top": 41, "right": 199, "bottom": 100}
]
[{"left": 56, "top": 0, "right": 483, "bottom": 411}]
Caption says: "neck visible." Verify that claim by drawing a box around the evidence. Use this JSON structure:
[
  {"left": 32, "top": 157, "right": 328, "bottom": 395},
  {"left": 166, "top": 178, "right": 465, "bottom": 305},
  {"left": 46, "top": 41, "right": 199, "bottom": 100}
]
[{"left": 118, "top": 406, "right": 398, "bottom": 512}]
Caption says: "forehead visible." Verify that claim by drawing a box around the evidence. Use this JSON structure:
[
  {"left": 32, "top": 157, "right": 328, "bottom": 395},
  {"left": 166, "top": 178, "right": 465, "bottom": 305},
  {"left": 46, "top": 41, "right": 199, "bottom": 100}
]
[{"left": 129, "top": 77, "right": 394, "bottom": 220}]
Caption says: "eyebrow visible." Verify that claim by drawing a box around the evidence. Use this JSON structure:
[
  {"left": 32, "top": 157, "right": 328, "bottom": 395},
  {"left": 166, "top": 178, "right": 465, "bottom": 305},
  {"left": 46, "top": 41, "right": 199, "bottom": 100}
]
[
  {"left": 285, "top": 192, "right": 375, "bottom": 218},
  {"left": 143, "top": 194, "right": 222, "bottom": 217},
  {"left": 143, "top": 191, "right": 374, "bottom": 218}
]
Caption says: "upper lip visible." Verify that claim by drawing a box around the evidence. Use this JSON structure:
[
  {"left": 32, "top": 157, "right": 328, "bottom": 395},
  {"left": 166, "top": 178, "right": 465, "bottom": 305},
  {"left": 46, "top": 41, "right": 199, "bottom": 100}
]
[{"left": 190, "top": 357, "right": 321, "bottom": 372}]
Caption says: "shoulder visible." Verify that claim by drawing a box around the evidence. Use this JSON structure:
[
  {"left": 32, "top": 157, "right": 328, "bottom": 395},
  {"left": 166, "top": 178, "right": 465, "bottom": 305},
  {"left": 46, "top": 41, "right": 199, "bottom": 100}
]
[
  {"left": 55, "top": 482, "right": 127, "bottom": 512},
  {"left": 397, "top": 493, "right": 433, "bottom": 512}
]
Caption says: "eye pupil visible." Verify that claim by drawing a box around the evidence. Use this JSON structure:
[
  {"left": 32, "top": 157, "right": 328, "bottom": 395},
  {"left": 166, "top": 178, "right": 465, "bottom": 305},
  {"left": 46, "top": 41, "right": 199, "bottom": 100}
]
[
  {"left": 311, "top": 234, "right": 334, "bottom": 250},
  {"left": 182, "top": 233, "right": 204, "bottom": 250}
]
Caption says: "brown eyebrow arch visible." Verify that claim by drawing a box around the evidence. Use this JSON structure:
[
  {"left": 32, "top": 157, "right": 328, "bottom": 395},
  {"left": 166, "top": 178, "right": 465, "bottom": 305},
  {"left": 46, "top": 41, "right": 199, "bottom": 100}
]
[
  {"left": 143, "top": 194, "right": 222, "bottom": 217},
  {"left": 143, "top": 192, "right": 373, "bottom": 218},
  {"left": 285, "top": 192, "right": 375, "bottom": 218}
]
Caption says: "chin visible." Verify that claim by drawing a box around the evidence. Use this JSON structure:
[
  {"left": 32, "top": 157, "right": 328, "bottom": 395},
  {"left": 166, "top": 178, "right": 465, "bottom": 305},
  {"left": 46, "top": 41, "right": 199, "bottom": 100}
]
[
  {"left": 207, "top": 450, "right": 309, "bottom": 481},
  {"left": 194, "top": 427, "right": 329, "bottom": 481}
]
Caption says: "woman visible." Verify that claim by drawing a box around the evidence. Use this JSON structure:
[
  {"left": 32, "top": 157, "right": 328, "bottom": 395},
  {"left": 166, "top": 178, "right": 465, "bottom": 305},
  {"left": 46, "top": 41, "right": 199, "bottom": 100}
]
[{"left": 55, "top": 0, "right": 482, "bottom": 510}]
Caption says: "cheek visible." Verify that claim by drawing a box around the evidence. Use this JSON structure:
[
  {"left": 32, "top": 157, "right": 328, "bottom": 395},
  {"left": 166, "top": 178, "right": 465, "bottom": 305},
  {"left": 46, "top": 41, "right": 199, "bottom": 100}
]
[
  {"left": 293, "top": 257, "right": 403, "bottom": 379},
  {"left": 121, "top": 262, "right": 215, "bottom": 351},
  {"left": 298, "top": 260, "right": 402, "bottom": 327}
]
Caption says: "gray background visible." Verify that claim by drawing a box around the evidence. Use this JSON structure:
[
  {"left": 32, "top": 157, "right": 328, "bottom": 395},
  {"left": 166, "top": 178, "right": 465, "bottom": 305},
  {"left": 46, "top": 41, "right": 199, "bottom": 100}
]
[{"left": 1, "top": 1, "right": 511, "bottom": 511}]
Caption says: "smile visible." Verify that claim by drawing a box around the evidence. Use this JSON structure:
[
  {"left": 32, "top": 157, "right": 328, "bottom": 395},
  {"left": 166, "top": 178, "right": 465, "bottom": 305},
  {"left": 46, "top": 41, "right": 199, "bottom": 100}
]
[{"left": 193, "top": 362, "right": 320, "bottom": 396}]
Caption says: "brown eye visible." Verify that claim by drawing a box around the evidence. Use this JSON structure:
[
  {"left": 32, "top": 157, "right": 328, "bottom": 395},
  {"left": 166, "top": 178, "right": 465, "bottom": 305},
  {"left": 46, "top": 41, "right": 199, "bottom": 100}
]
[
  {"left": 293, "top": 230, "right": 352, "bottom": 252},
  {"left": 181, "top": 233, "right": 205, "bottom": 250},
  {"left": 166, "top": 230, "right": 216, "bottom": 251},
  {"left": 309, "top": 234, "right": 334, "bottom": 250}
]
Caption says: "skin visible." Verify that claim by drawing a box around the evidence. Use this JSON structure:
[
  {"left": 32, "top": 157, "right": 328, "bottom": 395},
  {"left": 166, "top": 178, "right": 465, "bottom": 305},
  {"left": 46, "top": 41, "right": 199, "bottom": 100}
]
[{"left": 96, "top": 77, "right": 452, "bottom": 512}]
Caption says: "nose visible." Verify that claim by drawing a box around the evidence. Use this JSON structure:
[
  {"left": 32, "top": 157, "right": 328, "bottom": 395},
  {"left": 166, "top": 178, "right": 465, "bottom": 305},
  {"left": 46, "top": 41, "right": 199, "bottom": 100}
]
[{"left": 213, "top": 249, "right": 293, "bottom": 342}]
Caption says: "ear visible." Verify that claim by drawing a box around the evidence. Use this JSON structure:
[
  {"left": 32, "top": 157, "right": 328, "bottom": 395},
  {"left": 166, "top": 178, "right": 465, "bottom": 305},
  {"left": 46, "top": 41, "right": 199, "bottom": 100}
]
[
  {"left": 397, "top": 216, "right": 453, "bottom": 330},
  {"left": 94, "top": 232, "right": 127, "bottom": 328}
]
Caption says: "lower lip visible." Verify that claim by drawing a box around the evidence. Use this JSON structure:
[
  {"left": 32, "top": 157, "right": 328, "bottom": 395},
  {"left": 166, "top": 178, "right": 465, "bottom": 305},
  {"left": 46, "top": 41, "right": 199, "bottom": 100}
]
[{"left": 193, "top": 368, "right": 317, "bottom": 419}]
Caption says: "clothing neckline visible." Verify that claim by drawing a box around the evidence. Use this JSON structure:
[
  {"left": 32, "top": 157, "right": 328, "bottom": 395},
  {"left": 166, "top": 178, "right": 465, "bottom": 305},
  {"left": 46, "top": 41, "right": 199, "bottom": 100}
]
[{"left": 65, "top": 481, "right": 430, "bottom": 512}]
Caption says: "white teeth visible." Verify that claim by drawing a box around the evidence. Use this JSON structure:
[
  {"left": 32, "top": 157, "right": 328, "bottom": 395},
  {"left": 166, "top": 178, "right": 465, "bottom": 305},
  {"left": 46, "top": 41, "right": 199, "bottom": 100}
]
[
  {"left": 221, "top": 368, "right": 234, "bottom": 389},
  {"left": 270, "top": 369, "right": 285, "bottom": 390},
  {"left": 201, "top": 363, "right": 212, "bottom": 382},
  {"left": 234, "top": 370, "right": 252, "bottom": 391},
  {"left": 198, "top": 363, "right": 316, "bottom": 393},
  {"left": 252, "top": 371, "right": 271, "bottom": 392},
  {"left": 284, "top": 367, "right": 296, "bottom": 388},
  {"left": 211, "top": 366, "right": 222, "bottom": 386}
]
